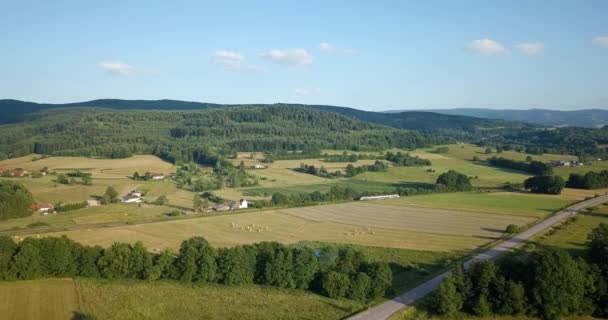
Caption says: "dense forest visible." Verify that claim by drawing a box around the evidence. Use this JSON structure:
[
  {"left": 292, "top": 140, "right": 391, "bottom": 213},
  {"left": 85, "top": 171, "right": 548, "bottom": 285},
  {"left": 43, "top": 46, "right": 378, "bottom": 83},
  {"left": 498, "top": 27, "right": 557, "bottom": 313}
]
[
  {"left": 0, "top": 235, "right": 392, "bottom": 302},
  {"left": 433, "top": 223, "right": 608, "bottom": 320},
  {"left": 0, "top": 107, "right": 439, "bottom": 165}
]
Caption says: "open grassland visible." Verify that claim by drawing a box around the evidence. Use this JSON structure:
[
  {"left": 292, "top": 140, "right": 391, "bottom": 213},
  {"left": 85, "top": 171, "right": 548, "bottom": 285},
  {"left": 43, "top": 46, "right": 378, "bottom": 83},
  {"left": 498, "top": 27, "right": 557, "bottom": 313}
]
[
  {"left": 417, "top": 144, "right": 577, "bottom": 163},
  {"left": 0, "top": 279, "right": 80, "bottom": 320},
  {"left": 0, "top": 175, "right": 138, "bottom": 203},
  {"left": 385, "top": 192, "right": 572, "bottom": 218},
  {"left": 534, "top": 204, "right": 608, "bottom": 255},
  {"left": 243, "top": 179, "right": 400, "bottom": 196},
  {"left": 0, "top": 203, "right": 171, "bottom": 232},
  {"left": 77, "top": 278, "right": 362, "bottom": 320}
]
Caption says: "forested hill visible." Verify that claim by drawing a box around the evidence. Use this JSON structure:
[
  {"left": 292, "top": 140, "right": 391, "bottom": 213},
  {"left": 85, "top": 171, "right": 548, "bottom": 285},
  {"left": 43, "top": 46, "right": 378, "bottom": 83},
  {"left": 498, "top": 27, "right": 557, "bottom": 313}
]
[
  {"left": 0, "top": 99, "right": 528, "bottom": 137},
  {"left": 0, "top": 106, "right": 438, "bottom": 163},
  {"left": 390, "top": 108, "right": 608, "bottom": 128}
]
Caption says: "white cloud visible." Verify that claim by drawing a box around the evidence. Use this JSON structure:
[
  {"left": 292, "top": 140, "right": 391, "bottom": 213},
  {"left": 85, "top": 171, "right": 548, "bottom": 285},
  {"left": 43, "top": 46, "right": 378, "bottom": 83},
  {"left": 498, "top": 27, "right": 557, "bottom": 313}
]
[
  {"left": 516, "top": 42, "right": 544, "bottom": 55},
  {"left": 99, "top": 61, "right": 135, "bottom": 75},
  {"left": 261, "top": 49, "right": 314, "bottom": 66},
  {"left": 593, "top": 36, "right": 608, "bottom": 48},
  {"left": 319, "top": 42, "right": 358, "bottom": 55},
  {"left": 466, "top": 39, "right": 506, "bottom": 55},
  {"left": 294, "top": 88, "right": 320, "bottom": 97},
  {"left": 212, "top": 50, "right": 265, "bottom": 72},
  {"left": 98, "top": 61, "right": 158, "bottom": 76}
]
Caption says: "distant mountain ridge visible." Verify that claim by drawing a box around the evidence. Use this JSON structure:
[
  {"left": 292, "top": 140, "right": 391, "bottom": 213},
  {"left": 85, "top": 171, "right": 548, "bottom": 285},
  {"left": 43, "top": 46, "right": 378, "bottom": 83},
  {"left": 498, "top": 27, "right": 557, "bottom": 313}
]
[{"left": 385, "top": 108, "right": 608, "bottom": 128}]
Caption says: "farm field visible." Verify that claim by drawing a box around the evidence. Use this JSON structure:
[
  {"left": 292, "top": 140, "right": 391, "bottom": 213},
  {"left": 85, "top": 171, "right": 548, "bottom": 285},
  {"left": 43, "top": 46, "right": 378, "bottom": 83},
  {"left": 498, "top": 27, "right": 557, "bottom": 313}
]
[
  {"left": 0, "top": 279, "right": 80, "bottom": 320},
  {"left": 0, "top": 203, "right": 172, "bottom": 231},
  {"left": 0, "top": 154, "right": 174, "bottom": 178},
  {"left": 383, "top": 192, "right": 573, "bottom": 218},
  {"left": 38, "top": 192, "right": 558, "bottom": 253}
]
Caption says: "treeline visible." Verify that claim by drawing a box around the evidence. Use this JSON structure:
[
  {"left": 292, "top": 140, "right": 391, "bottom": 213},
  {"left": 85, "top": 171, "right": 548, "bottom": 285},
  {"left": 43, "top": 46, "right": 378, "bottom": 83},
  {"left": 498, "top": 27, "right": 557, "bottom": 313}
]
[
  {"left": 433, "top": 223, "right": 608, "bottom": 319},
  {"left": 0, "top": 107, "right": 439, "bottom": 164},
  {"left": 567, "top": 170, "right": 608, "bottom": 189},
  {"left": 252, "top": 170, "right": 472, "bottom": 208},
  {"left": 0, "top": 181, "right": 33, "bottom": 220},
  {"left": 294, "top": 161, "right": 388, "bottom": 179},
  {"left": 385, "top": 152, "right": 431, "bottom": 167},
  {"left": 487, "top": 157, "right": 553, "bottom": 175},
  {"left": 55, "top": 201, "right": 88, "bottom": 213},
  {"left": 524, "top": 175, "right": 565, "bottom": 195},
  {"left": 0, "top": 236, "right": 391, "bottom": 302},
  {"left": 322, "top": 152, "right": 382, "bottom": 163}
]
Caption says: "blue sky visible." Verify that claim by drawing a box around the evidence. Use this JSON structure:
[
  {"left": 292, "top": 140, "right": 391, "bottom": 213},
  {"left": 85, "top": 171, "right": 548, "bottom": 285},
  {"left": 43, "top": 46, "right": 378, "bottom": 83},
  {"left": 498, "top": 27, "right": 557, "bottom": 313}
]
[{"left": 1, "top": 0, "right": 607, "bottom": 110}]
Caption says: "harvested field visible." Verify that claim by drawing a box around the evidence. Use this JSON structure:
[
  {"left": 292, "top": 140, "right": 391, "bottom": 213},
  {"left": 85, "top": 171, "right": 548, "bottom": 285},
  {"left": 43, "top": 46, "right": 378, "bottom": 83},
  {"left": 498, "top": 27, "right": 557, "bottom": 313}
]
[
  {"left": 0, "top": 279, "right": 80, "bottom": 320},
  {"left": 281, "top": 202, "right": 535, "bottom": 237}
]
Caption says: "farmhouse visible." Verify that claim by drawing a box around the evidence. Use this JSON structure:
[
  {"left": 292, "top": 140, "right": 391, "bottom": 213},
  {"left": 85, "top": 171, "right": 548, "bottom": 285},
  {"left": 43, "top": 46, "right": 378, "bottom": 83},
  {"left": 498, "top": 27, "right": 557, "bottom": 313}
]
[
  {"left": 12, "top": 169, "right": 27, "bottom": 177},
  {"left": 31, "top": 203, "right": 55, "bottom": 214},
  {"left": 121, "top": 195, "right": 142, "bottom": 203},
  {"left": 150, "top": 173, "right": 165, "bottom": 180},
  {"left": 239, "top": 199, "right": 248, "bottom": 209},
  {"left": 86, "top": 199, "right": 101, "bottom": 207},
  {"left": 358, "top": 194, "right": 400, "bottom": 201},
  {"left": 254, "top": 164, "right": 267, "bottom": 169},
  {"left": 129, "top": 190, "right": 144, "bottom": 197}
]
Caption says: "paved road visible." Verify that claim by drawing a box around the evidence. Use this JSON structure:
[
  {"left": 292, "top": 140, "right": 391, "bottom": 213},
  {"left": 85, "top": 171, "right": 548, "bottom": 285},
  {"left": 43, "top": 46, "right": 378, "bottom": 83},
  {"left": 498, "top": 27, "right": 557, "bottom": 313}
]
[{"left": 347, "top": 194, "right": 608, "bottom": 320}]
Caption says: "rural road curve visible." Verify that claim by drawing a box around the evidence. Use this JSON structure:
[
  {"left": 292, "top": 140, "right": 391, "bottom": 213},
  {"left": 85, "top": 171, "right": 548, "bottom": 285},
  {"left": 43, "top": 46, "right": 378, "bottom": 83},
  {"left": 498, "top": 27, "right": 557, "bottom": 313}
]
[{"left": 346, "top": 194, "right": 608, "bottom": 320}]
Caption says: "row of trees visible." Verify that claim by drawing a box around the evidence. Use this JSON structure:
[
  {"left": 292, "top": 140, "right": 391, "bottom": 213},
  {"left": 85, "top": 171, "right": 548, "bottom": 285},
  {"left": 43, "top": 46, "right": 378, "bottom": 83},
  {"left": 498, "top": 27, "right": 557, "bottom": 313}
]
[
  {"left": 434, "top": 223, "right": 608, "bottom": 319},
  {"left": 566, "top": 170, "right": 608, "bottom": 189},
  {"left": 524, "top": 175, "right": 565, "bottom": 195},
  {"left": 0, "top": 236, "right": 392, "bottom": 302},
  {"left": 322, "top": 152, "right": 382, "bottom": 163},
  {"left": 385, "top": 152, "right": 431, "bottom": 167},
  {"left": 487, "top": 157, "right": 553, "bottom": 176},
  {"left": 0, "top": 181, "right": 33, "bottom": 220}
]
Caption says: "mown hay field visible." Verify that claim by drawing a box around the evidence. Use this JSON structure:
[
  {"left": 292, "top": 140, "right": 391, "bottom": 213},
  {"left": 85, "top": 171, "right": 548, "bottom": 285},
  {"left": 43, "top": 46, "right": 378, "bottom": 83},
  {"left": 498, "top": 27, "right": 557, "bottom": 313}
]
[
  {"left": 39, "top": 192, "right": 559, "bottom": 253},
  {"left": 0, "top": 279, "right": 80, "bottom": 320}
]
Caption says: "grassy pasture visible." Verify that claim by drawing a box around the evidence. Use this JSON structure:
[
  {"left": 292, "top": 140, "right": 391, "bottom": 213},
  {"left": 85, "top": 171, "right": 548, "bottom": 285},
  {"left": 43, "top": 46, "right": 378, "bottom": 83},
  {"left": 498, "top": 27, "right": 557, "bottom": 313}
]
[
  {"left": 76, "top": 278, "right": 362, "bottom": 320},
  {"left": 0, "top": 203, "right": 171, "bottom": 231},
  {"left": 534, "top": 204, "right": 608, "bottom": 255},
  {"left": 384, "top": 192, "right": 572, "bottom": 218},
  {"left": 0, "top": 279, "right": 80, "bottom": 320},
  {"left": 0, "top": 154, "right": 174, "bottom": 178}
]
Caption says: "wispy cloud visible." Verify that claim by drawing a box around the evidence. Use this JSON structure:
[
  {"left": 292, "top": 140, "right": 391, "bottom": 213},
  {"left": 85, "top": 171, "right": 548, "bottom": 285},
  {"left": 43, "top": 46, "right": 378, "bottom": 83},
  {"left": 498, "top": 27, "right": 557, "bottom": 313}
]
[
  {"left": 593, "top": 36, "right": 608, "bottom": 48},
  {"left": 516, "top": 42, "right": 544, "bottom": 55},
  {"left": 294, "top": 88, "right": 320, "bottom": 97},
  {"left": 212, "top": 50, "right": 265, "bottom": 72},
  {"left": 261, "top": 49, "right": 314, "bottom": 66},
  {"left": 319, "top": 42, "right": 358, "bottom": 55},
  {"left": 466, "top": 39, "right": 506, "bottom": 55},
  {"left": 98, "top": 61, "right": 157, "bottom": 76}
]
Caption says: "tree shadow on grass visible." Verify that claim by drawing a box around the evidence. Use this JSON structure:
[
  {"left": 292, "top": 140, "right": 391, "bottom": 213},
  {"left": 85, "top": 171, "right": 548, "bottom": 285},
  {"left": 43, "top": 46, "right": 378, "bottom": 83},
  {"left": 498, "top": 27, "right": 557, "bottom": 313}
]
[{"left": 71, "top": 311, "right": 96, "bottom": 320}]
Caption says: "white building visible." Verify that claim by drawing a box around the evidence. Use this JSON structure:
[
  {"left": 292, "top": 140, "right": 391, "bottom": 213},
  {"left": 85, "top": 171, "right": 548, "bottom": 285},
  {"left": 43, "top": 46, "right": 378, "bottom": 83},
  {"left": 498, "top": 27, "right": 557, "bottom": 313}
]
[
  {"left": 122, "top": 195, "right": 142, "bottom": 203},
  {"left": 239, "top": 199, "right": 248, "bottom": 209},
  {"left": 358, "top": 194, "right": 400, "bottom": 201}
]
